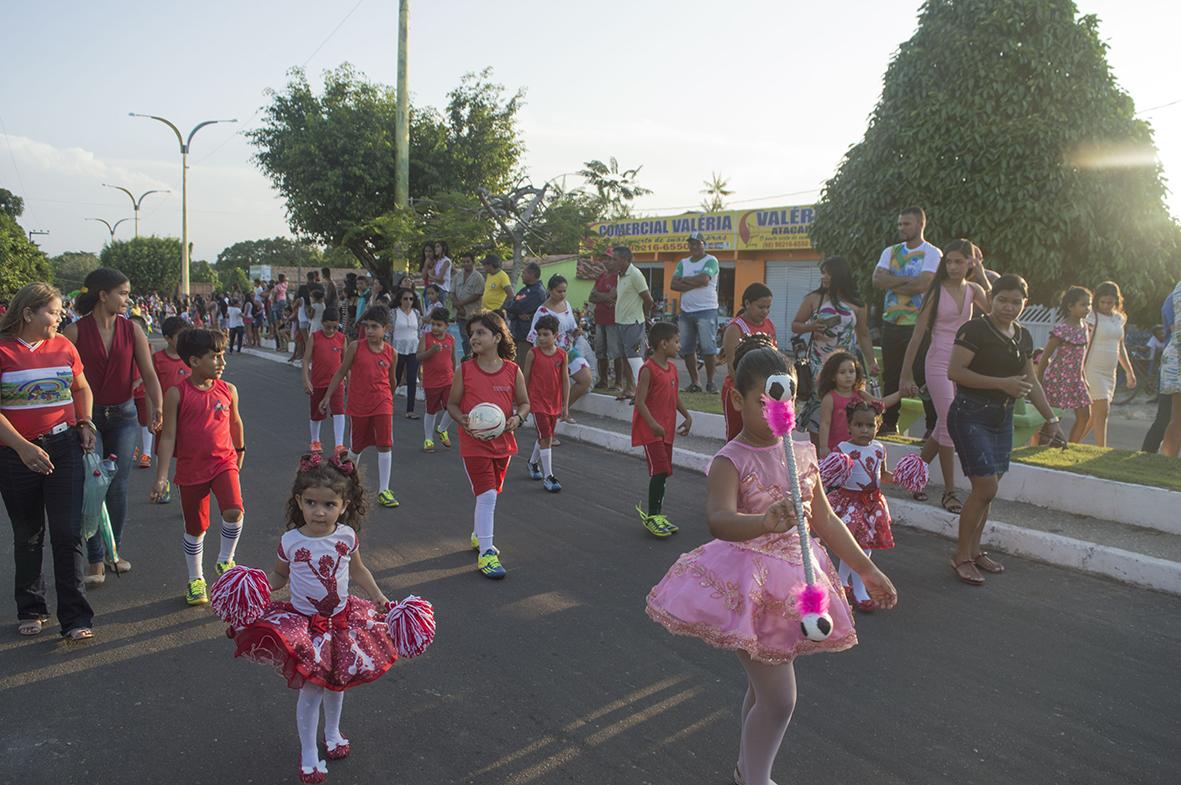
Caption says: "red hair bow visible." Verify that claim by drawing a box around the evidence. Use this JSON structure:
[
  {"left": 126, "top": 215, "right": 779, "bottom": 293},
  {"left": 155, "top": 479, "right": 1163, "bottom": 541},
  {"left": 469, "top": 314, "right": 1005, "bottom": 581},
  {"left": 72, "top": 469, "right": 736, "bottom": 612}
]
[{"left": 298, "top": 452, "right": 355, "bottom": 475}]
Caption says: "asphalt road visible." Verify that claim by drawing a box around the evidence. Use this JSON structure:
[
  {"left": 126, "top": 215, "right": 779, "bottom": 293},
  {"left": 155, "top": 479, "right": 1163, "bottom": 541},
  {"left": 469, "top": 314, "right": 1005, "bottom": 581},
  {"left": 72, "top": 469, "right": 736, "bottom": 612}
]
[{"left": 1, "top": 352, "right": 1177, "bottom": 785}]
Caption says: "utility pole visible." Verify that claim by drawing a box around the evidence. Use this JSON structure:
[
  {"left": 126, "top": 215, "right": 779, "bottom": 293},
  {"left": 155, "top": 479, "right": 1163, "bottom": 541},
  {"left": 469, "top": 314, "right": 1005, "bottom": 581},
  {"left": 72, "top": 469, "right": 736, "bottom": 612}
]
[
  {"left": 102, "top": 184, "right": 170, "bottom": 237},
  {"left": 129, "top": 113, "right": 237, "bottom": 296},
  {"left": 394, "top": 0, "right": 409, "bottom": 210}
]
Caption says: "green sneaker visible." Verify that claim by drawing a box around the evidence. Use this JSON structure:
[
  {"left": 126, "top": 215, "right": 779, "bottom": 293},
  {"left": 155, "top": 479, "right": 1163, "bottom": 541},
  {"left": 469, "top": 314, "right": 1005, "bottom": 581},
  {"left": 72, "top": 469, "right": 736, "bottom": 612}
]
[
  {"left": 185, "top": 578, "right": 209, "bottom": 606},
  {"left": 215, "top": 560, "right": 236, "bottom": 576},
  {"left": 423, "top": 438, "right": 436, "bottom": 452},
  {"left": 636, "top": 504, "right": 672, "bottom": 538},
  {"left": 436, "top": 428, "right": 451, "bottom": 448},
  {"left": 377, "top": 490, "right": 400, "bottom": 508},
  {"left": 649, "top": 514, "right": 677, "bottom": 535},
  {"left": 158, "top": 480, "right": 172, "bottom": 504},
  {"left": 470, "top": 532, "right": 480, "bottom": 551},
  {"left": 477, "top": 548, "right": 506, "bottom": 579}
]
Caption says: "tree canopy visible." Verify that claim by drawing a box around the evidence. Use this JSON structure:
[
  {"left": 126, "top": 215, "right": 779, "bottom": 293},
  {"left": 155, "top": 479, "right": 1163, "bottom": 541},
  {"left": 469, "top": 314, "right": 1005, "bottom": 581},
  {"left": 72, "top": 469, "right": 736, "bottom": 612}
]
[
  {"left": 216, "top": 237, "right": 321, "bottom": 272},
  {"left": 0, "top": 212, "right": 52, "bottom": 299},
  {"left": 810, "top": 0, "right": 1181, "bottom": 323},
  {"left": 51, "top": 251, "right": 101, "bottom": 292},
  {"left": 0, "top": 187, "right": 24, "bottom": 220},
  {"left": 99, "top": 237, "right": 183, "bottom": 295}
]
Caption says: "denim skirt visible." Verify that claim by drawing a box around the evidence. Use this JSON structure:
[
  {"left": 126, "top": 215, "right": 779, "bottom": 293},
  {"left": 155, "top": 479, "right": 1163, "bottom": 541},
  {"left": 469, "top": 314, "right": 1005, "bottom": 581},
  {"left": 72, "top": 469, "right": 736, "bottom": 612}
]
[{"left": 947, "top": 392, "right": 1014, "bottom": 478}]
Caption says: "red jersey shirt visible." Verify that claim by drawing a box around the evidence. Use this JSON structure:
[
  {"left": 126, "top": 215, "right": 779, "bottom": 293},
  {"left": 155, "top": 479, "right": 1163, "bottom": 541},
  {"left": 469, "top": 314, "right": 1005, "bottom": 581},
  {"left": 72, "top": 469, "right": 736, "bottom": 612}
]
[
  {"left": 730, "top": 315, "right": 777, "bottom": 345},
  {"left": 152, "top": 349, "right": 191, "bottom": 393},
  {"left": 309, "top": 329, "right": 346, "bottom": 389},
  {"left": 0, "top": 335, "right": 84, "bottom": 440},
  {"left": 420, "top": 332, "right": 456, "bottom": 389},
  {"left": 632, "top": 358, "right": 679, "bottom": 446},
  {"left": 347, "top": 341, "right": 394, "bottom": 417},
  {"left": 593, "top": 272, "right": 618, "bottom": 327},
  {"left": 458, "top": 358, "right": 519, "bottom": 458},
  {"left": 173, "top": 378, "right": 238, "bottom": 485},
  {"left": 527, "top": 346, "right": 566, "bottom": 416}
]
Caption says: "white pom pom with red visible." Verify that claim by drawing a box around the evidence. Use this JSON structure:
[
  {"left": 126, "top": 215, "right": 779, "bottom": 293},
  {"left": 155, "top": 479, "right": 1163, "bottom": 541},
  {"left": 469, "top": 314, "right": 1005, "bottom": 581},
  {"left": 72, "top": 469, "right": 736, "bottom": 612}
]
[
  {"left": 892, "top": 453, "right": 929, "bottom": 494},
  {"left": 210, "top": 566, "right": 271, "bottom": 628},
  {"left": 818, "top": 451, "right": 855, "bottom": 488},
  {"left": 385, "top": 595, "right": 436, "bottom": 659}
]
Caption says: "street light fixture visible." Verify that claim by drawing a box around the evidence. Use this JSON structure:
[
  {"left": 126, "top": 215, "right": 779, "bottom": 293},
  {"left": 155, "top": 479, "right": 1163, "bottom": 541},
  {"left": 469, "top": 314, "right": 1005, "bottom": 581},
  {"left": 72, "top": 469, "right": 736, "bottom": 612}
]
[
  {"left": 86, "top": 217, "right": 131, "bottom": 242},
  {"left": 101, "top": 184, "right": 170, "bottom": 238},
  {"left": 129, "top": 113, "right": 237, "bottom": 296},
  {"left": 27, "top": 229, "right": 49, "bottom": 243}
]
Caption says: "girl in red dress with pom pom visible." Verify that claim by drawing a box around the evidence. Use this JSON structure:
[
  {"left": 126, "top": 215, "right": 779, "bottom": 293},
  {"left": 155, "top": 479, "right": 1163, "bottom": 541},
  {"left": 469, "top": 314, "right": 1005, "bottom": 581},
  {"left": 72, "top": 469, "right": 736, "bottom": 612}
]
[{"left": 232, "top": 455, "right": 396, "bottom": 783}]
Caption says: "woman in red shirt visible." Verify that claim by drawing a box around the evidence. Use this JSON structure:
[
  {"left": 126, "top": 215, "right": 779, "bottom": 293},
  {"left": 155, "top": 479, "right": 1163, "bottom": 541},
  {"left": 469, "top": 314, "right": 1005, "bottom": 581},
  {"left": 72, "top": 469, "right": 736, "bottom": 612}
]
[
  {"left": 63, "top": 267, "right": 163, "bottom": 584},
  {"left": 0, "top": 283, "right": 97, "bottom": 640}
]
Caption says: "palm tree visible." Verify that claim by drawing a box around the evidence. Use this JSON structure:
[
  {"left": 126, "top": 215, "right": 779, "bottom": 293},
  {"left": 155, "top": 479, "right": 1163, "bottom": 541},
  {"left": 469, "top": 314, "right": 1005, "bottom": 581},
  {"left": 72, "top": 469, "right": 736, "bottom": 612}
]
[
  {"left": 699, "top": 172, "right": 733, "bottom": 213},
  {"left": 578, "top": 158, "right": 652, "bottom": 220}
]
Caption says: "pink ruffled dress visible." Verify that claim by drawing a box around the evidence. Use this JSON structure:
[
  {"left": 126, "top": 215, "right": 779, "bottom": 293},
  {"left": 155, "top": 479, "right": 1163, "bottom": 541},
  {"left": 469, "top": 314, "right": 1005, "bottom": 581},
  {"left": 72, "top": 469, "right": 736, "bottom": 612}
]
[
  {"left": 645, "top": 438, "right": 857, "bottom": 664},
  {"left": 232, "top": 525, "right": 398, "bottom": 691}
]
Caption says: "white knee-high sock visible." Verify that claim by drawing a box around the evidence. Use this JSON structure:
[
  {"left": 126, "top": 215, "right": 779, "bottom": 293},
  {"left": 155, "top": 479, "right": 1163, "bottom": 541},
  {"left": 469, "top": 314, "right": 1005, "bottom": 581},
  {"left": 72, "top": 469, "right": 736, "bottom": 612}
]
[
  {"left": 738, "top": 655, "right": 797, "bottom": 785},
  {"left": 436, "top": 411, "right": 453, "bottom": 433},
  {"left": 183, "top": 533, "right": 204, "bottom": 581},
  {"left": 540, "top": 447, "right": 553, "bottom": 478},
  {"left": 475, "top": 489, "right": 497, "bottom": 552},
  {"left": 628, "top": 357, "right": 644, "bottom": 386},
  {"left": 423, "top": 412, "right": 436, "bottom": 440},
  {"left": 309, "top": 419, "right": 321, "bottom": 443},
  {"left": 530, "top": 440, "right": 541, "bottom": 464},
  {"left": 296, "top": 684, "right": 325, "bottom": 771},
  {"left": 141, "top": 426, "right": 154, "bottom": 458},
  {"left": 837, "top": 559, "right": 853, "bottom": 588},
  {"left": 218, "top": 518, "right": 243, "bottom": 563},
  {"left": 322, "top": 690, "right": 346, "bottom": 747},
  {"left": 378, "top": 451, "right": 392, "bottom": 492},
  {"left": 332, "top": 414, "right": 346, "bottom": 447},
  {"left": 848, "top": 550, "right": 872, "bottom": 602}
]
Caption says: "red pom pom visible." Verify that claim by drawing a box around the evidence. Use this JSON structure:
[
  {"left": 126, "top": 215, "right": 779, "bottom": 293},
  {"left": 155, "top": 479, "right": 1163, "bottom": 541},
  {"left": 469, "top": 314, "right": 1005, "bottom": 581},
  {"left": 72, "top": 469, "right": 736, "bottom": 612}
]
[
  {"left": 794, "top": 583, "right": 830, "bottom": 616},
  {"left": 209, "top": 566, "right": 271, "bottom": 628},
  {"left": 818, "top": 451, "right": 855, "bottom": 488},
  {"left": 892, "top": 453, "right": 929, "bottom": 494},
  {"left": 385, "top": 595, "right": 436, "bottom": 659}
]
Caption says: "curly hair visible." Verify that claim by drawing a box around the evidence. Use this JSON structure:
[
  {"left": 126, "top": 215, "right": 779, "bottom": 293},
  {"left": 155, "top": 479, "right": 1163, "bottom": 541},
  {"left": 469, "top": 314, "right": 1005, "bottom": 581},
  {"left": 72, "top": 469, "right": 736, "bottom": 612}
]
[
  {"left": 285, "top": 456, "right": 368, "bottom": 533},
  {"left": 466, "top": 311, "right": 515, "bottom": 359},
  {"left": 816, "top": 350, "right": 865, "bottom": 398}
]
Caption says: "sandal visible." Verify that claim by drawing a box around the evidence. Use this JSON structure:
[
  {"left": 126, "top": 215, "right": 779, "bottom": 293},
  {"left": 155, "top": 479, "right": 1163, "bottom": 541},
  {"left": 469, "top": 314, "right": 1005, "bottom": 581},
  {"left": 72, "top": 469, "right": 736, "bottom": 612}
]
[
  {"left": 405, "top": 412, "right": 419, "bottom": 420},
  {"left": 941, "top": 491, "right": 963, "bottom": 515},
  {"left": 911, "top": 490, "right": 929, "bottom": 502},
  {"left": 973, "top": 551, "right": 1006, "bottom": 574},
  {"left": 950, "top": 557, "right": 985, "bottom": 586},
  {"left": 18, "top": 618, "right": 45, "bottom": 637},
  {"left": 65, "top": 627, "right": 94, "bottom": 642}
]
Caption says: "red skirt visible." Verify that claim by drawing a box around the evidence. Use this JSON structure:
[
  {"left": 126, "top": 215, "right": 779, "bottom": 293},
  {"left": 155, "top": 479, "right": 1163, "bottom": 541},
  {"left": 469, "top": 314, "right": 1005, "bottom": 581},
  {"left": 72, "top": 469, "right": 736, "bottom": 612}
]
[
  {"left": 828, "top": 487, "right": 894, "bottom": 550},
  {"left": 231, "top": 596, "right": 398, "bottom": 691}
]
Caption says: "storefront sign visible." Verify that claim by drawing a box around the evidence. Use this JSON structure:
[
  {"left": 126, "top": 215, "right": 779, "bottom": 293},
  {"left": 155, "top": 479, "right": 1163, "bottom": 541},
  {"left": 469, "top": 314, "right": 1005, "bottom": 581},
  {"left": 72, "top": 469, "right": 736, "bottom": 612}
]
[{"left": 589, "top": 205, "right": 814, "bottom": 253}]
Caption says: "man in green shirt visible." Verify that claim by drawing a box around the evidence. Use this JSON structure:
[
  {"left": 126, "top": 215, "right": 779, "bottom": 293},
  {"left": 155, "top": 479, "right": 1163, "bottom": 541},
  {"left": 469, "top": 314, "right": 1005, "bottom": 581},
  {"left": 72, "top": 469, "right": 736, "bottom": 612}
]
[{"left": 610, "top": 245, "right": 654, "bottom": 391}]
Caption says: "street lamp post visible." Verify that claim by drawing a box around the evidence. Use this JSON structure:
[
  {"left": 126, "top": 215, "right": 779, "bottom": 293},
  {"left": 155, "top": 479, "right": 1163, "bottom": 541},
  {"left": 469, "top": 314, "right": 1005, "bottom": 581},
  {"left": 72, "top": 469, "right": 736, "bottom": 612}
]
[
  {"left": 86, "top": 217, "right": 131, "bottom": 242},
  {"left": 102, "top": 184, "right": 170, "bottom": 238},
  {"left": 129, "top": 113, "right": 237, "bottom": 296}
]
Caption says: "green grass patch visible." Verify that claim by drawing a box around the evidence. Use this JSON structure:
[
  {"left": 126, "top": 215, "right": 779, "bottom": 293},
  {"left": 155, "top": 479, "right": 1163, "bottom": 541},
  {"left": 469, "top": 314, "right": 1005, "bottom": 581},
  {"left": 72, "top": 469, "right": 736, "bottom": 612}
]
[
  {"left": 1009, "top": 444, "right": 1181, "bottom": 493},
  {"left": 878, "top": 433, "right": 925, "bottom": 447},
  {"left": 679, "top": 390, "right": 723, "bottom": 415}
]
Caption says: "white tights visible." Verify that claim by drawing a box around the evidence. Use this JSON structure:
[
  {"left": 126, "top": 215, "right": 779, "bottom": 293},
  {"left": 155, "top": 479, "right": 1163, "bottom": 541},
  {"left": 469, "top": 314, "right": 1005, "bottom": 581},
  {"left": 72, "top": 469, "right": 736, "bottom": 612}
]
[
  {"left": 837, "top": 549, "right": 873, "bottom": 602},
  {"left": 296, "top": 684, "right": 347, "bottom": 770},
  {"left": 736, "top": 652, "right": 796, "bottom": 785}
]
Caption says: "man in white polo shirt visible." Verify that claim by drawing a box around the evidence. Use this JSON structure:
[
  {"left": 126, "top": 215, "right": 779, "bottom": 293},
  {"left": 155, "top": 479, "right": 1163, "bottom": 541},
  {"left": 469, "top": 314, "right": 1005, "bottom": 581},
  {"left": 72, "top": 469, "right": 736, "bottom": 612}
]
[{"left": 670, "top": 231, "right": 720, "bottom": 393}]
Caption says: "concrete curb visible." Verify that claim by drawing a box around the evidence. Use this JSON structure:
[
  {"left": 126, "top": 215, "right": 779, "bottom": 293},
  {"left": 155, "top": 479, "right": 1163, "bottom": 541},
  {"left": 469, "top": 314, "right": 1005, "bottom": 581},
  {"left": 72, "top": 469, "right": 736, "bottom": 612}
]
[{"left": 550, "top": 418, "right": 1181, "bottom": 596}]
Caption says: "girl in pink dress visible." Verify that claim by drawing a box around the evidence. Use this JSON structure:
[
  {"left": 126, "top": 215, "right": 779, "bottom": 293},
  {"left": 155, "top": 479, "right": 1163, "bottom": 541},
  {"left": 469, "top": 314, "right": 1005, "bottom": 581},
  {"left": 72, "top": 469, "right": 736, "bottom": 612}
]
[
  {"left": 231, "top": 454, "right": 397, "bottom": 783},
  {"left": 1036, "top": 287, "right": 1093, "bottom": 443},
  {"left": 900, "top": 240, "right": 990, "bottom": 513},
  {"left": 646, "top": 339, "right": 898, "bottom": 785}
]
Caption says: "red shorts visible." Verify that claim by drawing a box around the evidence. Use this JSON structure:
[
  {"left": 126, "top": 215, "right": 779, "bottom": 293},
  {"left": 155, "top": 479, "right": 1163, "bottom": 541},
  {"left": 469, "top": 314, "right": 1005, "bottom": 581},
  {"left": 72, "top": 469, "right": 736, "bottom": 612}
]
[
  {"left": 721, "top": 375, "right": 743, "bottom": 442},
  {"left": 179, "top": 470, "right": 243, "bottom": 536},
  {"left": 642, "top": 441, "right": 674, "bottom": 477},
  {"left": 310, "top": 386, "right": 345, "bottom": 421},
  {"left": 533, "top": 412, "right": 557, "bottom": 440},
  {"left": 351, "top": 413, "right": 393, "bottom": 452},
  {"left": 424, "top": 386, "right": 450, "bottom": 415},
  {"left": 463, "top": 456, "right": 511, "bottom": 495},
  {"left": 134, "top": 396, "right": 150, "bottom": 427}
]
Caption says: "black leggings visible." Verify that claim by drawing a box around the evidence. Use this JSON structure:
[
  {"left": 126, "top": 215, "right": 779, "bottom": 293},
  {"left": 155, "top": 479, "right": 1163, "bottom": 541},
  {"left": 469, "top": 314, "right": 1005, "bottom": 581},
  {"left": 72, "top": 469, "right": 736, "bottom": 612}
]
[
  {"left": 229, "top": 326, "right": 245, "bottom": 352},
  {"left": 396, "top": 353, "right": 419, "bottom": 413}
]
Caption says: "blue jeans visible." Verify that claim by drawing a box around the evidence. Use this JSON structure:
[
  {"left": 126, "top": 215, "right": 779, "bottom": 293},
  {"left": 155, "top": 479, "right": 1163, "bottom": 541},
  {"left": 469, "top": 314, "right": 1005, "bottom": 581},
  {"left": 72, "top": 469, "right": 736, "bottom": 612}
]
[
  {"left": 86, "top": 399, "right": 139, "bottom": 565},
  {"left": 947, "top": 392, "right": 1015, "bottom": 477},
  {"left": 678, "top": 308, "right": 720, "bottom": 357}
]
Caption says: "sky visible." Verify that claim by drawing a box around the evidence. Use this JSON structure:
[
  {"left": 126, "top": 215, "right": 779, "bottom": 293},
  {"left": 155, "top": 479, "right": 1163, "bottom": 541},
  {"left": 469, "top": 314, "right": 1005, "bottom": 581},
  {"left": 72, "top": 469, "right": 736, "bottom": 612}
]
[{"left": 2, "top": 0, "right": 1178, "bottom": 261}]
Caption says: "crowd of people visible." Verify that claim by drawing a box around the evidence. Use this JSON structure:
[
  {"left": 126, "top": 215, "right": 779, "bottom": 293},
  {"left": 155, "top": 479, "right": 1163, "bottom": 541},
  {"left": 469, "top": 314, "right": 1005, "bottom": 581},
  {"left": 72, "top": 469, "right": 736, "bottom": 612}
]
[{"left": 1, "top": 211, "right": 1179, "bottom": 784}]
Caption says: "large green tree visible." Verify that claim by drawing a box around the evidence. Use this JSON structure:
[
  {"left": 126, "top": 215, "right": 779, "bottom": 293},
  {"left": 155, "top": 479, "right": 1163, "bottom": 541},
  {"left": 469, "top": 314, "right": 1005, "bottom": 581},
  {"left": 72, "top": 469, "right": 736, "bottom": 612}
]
[
  {"left": 0, "top": 187, "right": 24, "bottom": 220},
  {"left": 51, "top": 251, "right": 101, "bottom": 292},
  {"left": 810, "top": 0, "right": 1181, "bottom": 323},
  {"left": 0, "top": 213, "right": 52, "bottom": 298},
  {"left": 216, "top": 237, "right": 319, "bottom": 271},
  {"left": 249, "top": 65, "right": 523, "bottom": 290},
  {"left": 100, "top": 237, "right": 182, "bottom": 295}
]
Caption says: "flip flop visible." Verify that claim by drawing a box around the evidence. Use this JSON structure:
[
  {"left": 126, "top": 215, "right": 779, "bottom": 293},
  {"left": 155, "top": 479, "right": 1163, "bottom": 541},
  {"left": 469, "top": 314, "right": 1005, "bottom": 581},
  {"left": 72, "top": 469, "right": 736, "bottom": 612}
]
[
  {"left": 18, "top": 619, "right": 44, "bottom": 637},
  {"left": 65, "top": 627, "right": 94, "bottom": 642}
]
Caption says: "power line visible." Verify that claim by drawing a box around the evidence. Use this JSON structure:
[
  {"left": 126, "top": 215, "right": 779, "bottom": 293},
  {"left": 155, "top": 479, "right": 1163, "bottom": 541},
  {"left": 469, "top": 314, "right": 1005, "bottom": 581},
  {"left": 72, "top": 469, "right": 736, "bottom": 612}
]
[
  {"left": 635, "top": 185, "right": 824, "bottom": 214},
  {"left": 1138, "top": 98, "right": 1181, "bottom": 115}
]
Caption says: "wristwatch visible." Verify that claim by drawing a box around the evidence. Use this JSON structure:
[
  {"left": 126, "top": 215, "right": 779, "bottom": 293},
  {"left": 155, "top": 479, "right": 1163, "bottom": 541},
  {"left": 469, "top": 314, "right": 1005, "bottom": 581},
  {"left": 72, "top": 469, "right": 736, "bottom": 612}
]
[{"left": 76, "top": 419, "right": 96, "bottom": 432}]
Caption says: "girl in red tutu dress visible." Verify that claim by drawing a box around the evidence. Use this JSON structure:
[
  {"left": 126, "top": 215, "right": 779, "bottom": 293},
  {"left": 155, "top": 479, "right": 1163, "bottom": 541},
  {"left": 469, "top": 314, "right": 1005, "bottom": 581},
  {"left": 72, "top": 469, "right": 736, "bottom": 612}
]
[
  {"left": 646, "top": 338, "right": 898, "bottom": 785},
  {"left": 232, "top": 454, "right": 397, "bottom": 783},
  {"left": 826, "top": 399, "right": 895, "bottom": 614}
]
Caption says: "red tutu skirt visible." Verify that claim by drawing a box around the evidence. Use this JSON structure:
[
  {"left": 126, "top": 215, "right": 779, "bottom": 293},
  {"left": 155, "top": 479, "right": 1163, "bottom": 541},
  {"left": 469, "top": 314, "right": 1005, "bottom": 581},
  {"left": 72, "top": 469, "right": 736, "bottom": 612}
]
[
  {"left": 828, "top": 487, "right": 894, "bottom": 550},
  {"left": 232, "top": 596, "right": 398, "bottom": 691}
]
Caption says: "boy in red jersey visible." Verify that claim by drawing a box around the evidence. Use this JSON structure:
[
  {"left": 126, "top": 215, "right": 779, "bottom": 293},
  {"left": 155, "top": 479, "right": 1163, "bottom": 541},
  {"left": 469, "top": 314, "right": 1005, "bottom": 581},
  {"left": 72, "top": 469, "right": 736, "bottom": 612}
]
[
  {"left": 632, "top": 321, "right": 692, "bottom": 538},
  {"left": 447, "top": 312, "right": 530, "bottom": 579},
  {"left": 145, "top": 316, "right": 191, "bottom": 503},
  {"left": 523, "top": 314, "right": 569, "bottom": 492},
  {"left": 302, "top": 307, "right": 347, "bottom": 454},
  {"left": 150, "top": 329, "right": 246, "bottom": 606},
  {"left": 417, "top": 307, "right": 457, "bottom": 452},
  {"left": 320, "top": 305, "right": 399, "bottom": 508}
]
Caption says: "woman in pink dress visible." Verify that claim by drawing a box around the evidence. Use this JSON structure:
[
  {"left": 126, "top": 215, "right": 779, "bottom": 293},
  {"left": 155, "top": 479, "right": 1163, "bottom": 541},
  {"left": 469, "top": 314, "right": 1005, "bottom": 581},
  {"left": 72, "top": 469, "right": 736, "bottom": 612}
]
[
  {"left": 646, "top": 340, "right": 897, "bottom": 785},
  {"left": 900, "top": 240, "right": 990, "bottom": 514}
]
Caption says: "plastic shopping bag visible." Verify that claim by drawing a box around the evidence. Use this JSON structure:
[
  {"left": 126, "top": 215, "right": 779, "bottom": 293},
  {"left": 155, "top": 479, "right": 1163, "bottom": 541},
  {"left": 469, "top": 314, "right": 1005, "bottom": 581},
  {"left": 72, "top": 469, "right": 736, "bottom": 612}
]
[{"left": 81, "top": 452, "right": 117, "bottom": 540}]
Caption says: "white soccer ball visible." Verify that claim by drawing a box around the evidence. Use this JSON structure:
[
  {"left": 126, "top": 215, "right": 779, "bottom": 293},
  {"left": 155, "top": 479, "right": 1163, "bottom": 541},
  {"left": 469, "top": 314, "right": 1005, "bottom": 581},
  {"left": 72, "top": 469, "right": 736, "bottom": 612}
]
[
  {"left": 468, "top": 402, "right": 507, "bottom": 440},
  {"left": 764, "top": 373, "right": 795, "bottom": 402},
  {"left": 800, "top": 612, "right": 833, "bottom": 642}
]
